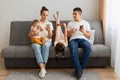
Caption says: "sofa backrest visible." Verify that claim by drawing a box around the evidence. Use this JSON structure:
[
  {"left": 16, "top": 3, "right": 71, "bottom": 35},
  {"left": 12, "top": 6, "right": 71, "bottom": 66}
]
[{"left": 10, "top": 20, "right": 104, "bottom": 45}]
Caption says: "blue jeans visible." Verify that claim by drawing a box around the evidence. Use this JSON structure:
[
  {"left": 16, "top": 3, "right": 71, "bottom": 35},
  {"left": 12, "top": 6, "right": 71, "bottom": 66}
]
[
  {"left": 69, "top": 39, "right": 91, "bottom": 72},
  {"left": 32, "top": 41, "right": 52, "bottom": 64}
]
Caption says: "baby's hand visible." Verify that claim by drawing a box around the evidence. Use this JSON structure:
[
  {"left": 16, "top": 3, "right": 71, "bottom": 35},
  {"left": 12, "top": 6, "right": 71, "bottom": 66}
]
[{"left": 34, "top": 32, "right": 39, "bottom": 36}]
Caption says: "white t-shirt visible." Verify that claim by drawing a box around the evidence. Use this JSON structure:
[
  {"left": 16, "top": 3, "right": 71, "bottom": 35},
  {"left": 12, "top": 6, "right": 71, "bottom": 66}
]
[
  {"left": 39, "top": 20, "right": 53, "bottom": 41},
  {"left": 54, "top": 26, "right": 68, "bottom": 47},
  {"left": 67, "top": 20, "right": 90, "bottom": 41}
]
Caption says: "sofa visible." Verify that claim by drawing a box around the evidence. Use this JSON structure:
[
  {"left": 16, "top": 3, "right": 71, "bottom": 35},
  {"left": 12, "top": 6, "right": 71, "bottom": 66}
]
[{"left": 2, "top": 20, "right": 111, "bottom": 68}]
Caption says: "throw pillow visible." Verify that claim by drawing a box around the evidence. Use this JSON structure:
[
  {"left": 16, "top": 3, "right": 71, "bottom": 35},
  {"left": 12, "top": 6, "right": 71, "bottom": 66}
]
[{"left": 88, "top": 30, "right": 95, "bottom": 45}]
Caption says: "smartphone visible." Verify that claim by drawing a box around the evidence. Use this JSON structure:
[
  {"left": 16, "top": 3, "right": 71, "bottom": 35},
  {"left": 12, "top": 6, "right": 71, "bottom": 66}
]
[{"left": 80, "top": 25, "right": 84, "bottom": 30}]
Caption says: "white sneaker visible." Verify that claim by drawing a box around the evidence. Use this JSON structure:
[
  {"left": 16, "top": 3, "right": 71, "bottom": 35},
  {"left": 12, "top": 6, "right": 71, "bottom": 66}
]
[{"left": 39, "top": 69, "right": 47, "bottom": 78}]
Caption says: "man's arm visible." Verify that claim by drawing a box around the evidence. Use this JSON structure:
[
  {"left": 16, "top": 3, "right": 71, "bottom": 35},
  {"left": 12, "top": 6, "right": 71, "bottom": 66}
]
[
  {"left": 67, "top": 28, "right": 77, "bottom": 38},
  {"left": 80, "top": 29, "right": 91, "bottom": 38}
]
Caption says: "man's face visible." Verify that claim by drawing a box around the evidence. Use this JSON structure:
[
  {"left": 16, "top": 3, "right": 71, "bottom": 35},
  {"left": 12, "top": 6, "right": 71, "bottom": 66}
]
[{"left": 73, "top": 11, "right": 81, "bottom": 21}]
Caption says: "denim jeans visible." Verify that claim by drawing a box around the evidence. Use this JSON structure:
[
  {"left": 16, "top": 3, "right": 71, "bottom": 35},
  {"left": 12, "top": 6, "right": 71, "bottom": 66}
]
[
  {"left": 32, "top": 41, "right": 52, "bottom": 64},
  {"left": 69, "top": 39, "right": 91, "bottom": 72}
]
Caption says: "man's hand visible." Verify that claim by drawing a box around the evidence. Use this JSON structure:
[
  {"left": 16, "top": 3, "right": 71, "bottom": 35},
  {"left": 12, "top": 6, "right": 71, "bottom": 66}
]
[
  {"left": 67, "top": 28, "right": 77, "bottom": 38},
  {"left": 71, "top": 28, "right": 77, "bottom": 33},
  {"left": 79, "top": 27, "right": 91, "bottom": 38},
  {"left": 79, "top": 26, "right": 85, "bottom": 33}
]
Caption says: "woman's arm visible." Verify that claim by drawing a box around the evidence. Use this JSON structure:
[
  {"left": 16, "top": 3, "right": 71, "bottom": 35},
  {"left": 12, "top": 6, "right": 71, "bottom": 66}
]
[{"left": 46, "top": 26, "right": 53, "bottom": 39}]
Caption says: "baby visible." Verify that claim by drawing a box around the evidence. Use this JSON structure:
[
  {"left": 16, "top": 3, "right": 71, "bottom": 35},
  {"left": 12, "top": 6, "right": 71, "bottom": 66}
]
[{"left": 29, "top": 20, "right": 47, "bottom": 45}]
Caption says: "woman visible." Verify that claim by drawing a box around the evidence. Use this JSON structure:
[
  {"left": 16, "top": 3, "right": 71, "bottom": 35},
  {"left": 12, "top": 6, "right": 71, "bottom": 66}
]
[{"left": 29, "top": 6, "right": 53, "bottom": 78}]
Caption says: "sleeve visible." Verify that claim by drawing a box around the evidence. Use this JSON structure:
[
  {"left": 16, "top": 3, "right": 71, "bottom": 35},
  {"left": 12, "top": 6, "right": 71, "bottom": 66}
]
[
  {"left": 67, "top": 22, "right": 71, "bottom": 31},
  {"left": 49, "top": 22, "right": 54, "bottom": 31},
  {"left": 85, "top": 21, "right": 91, "bottom": 31}
]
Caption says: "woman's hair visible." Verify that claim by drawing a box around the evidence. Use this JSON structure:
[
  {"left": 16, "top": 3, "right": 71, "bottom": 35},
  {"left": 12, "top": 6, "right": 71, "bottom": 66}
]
[
  {"left": 40, "top": 6, "right": 49, "bottom": 14},
  {"left": 55, "top": 43, "right": 65, "bottom": 52}
]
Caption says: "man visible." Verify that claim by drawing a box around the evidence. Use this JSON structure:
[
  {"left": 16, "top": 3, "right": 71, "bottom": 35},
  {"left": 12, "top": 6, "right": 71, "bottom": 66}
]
[{"left": 67, "top": 7, "right": 91, "bottom": 79}]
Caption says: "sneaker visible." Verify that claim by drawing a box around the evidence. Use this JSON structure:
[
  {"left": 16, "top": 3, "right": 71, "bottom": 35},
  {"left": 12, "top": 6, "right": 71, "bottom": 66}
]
[
  {"left": 76, "top": 71, "right": 83, "bottom": 79},
  {"left": 39, "top": 69, "right": 47, "bottom": 78},
  {"left": 73, "top": 70, "right": 77, "bottom": 77},
  {"left": 73, "top": 70, "right": 83, "bottom": 79}
]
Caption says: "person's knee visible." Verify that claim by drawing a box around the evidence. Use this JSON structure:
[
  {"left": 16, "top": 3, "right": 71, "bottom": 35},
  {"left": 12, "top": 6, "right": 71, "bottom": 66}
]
[
  {"left": 32, "top": 43, "right": 41, "bottom": 49},
  {"left": 43, "top": 42, "right": 51, "bottom": 48},
  {"left": 84, "top": 44, "right": 92, "bottom": 53},
  {"left": 69, "top": 41, "right": 77, "bottom": 53},
  {"left": 69, "top": 41, "right": 75, "bottom": 48},
  {"left": 43, "top": 43, "right": 51, "bottom": 49}
]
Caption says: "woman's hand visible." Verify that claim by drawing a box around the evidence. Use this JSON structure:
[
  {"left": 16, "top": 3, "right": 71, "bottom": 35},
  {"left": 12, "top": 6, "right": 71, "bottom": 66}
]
[
  {"left": 46, "top": 24, "right": 52, "bottom": 39},
  {"left": 46, "top": 26, "right": 50, "bottom": 31}
]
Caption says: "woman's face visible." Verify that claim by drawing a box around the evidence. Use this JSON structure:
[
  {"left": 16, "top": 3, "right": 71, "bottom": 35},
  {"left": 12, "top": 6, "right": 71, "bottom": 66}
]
[{"left": 41, "top": 11, "right": 49, "bottom": 21}]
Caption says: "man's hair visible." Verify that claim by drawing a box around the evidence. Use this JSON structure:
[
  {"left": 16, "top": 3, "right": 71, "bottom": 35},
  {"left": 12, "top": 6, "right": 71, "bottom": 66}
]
[
  {"left": 55, "top": 43, "right": 65, "bottom": 52},
  {"left": 73, "top": 7, "right": 82, "bottom": 13}
]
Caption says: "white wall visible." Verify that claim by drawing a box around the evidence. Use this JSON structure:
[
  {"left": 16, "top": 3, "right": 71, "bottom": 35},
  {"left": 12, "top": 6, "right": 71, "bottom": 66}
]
[{"left": 0, "top": 0, "right": 99, "bottom": 52}]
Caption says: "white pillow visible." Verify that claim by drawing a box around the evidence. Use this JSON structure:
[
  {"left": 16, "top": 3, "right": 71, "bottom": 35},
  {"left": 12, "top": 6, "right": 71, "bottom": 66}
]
[{"left": 88, "top": 30, "right": 95, "bottom": 45}]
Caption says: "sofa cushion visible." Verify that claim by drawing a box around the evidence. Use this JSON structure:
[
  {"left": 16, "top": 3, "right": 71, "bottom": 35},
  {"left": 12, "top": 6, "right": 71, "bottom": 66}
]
[
  {"left": 10, "top": 21, "right": 32, "bottom": 45},
  {"left": 2, "top": 45, "right": 110, "bottom": 58},
  {"left": 2, "top": 45, "right": 35, "bottom": 58}
]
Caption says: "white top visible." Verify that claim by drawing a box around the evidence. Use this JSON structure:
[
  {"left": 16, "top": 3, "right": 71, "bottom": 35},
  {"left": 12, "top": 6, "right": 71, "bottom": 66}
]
[
  {"left": 54, "top": 26, "right": 68, "bottom": 47},
  {"left": 67, "top": 20, "right": 90, "bottom": 41},
  {"left": 39, "top": 20, "right": 53, "bottom": 41}
]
